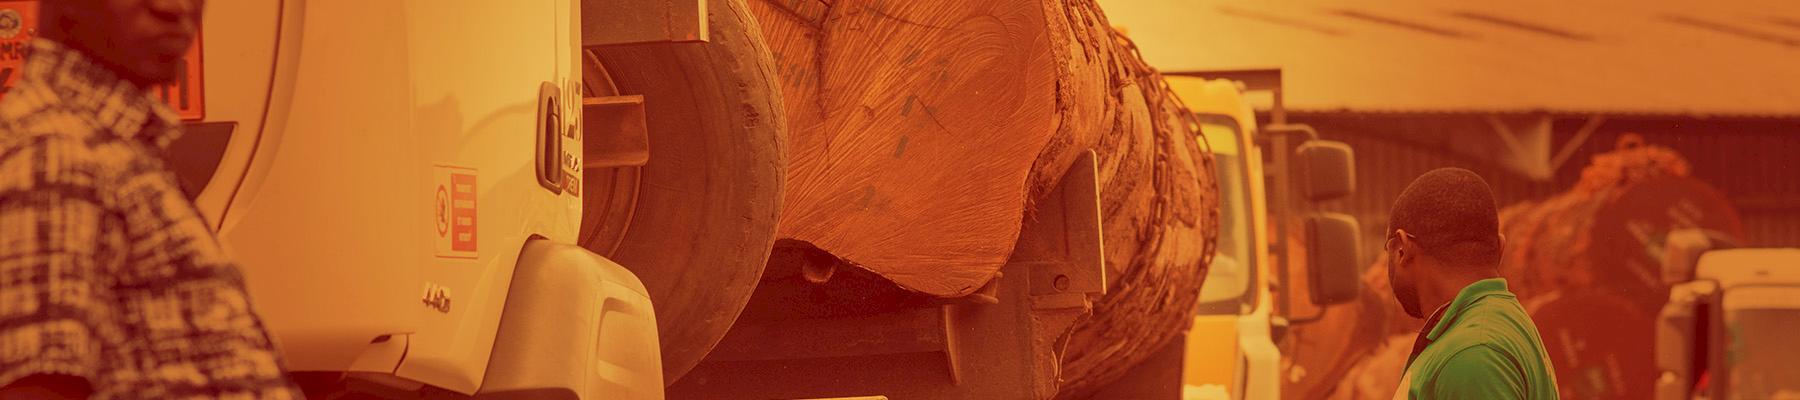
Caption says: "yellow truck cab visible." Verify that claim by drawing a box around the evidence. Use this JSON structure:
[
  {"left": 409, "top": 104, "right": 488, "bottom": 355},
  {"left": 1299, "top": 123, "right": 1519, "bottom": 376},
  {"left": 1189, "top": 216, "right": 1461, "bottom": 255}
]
[
  {"left": 1165, "top": 73, "right": 1364, "bottom": 400},
  {"left": 1168, "top": 77, "right": 1280, "bottom": 400}
]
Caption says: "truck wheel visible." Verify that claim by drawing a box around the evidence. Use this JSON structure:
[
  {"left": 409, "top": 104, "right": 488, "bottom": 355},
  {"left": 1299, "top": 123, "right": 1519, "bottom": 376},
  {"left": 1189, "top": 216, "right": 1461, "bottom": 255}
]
[{"left": 581, "top": 0, "right": 786, "bottom": 385}]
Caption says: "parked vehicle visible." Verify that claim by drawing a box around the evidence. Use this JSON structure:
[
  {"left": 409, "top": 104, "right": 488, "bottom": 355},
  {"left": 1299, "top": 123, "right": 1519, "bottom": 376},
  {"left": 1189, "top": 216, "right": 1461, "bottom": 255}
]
[{"left": 1655, "top": 231, "right": 1800, "bottom": 400}]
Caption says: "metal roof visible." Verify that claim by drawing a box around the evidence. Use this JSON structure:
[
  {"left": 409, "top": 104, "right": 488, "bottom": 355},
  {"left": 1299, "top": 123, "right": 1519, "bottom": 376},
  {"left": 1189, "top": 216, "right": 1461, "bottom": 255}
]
[{"left": 1100, "top": 0, "right": 1800, "bottom": 116}]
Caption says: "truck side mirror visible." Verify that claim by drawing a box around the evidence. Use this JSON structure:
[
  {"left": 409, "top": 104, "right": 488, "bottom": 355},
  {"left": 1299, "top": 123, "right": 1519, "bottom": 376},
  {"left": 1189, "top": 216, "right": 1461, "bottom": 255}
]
[
  {"left": 1297, "top": 140, "right": 1355, "bottom": 202},
  {"left": 1655, "top": 281, "right": 1716, "bottom": 400},
  {"left": 1306, "top": 213, "right": 1362, "bottom": 305}
]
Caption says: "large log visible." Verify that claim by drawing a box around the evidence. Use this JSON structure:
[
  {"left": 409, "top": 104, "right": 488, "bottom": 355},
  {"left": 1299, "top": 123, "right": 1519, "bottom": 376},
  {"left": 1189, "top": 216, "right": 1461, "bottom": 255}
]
[
  {"left": 748, "top": 0, "right": 1061, "bottom": 297},
  {"left": 745, "top": 0, "right": 1221, "bottom": 395},
  {"left": 1494, "top": 136, "right": 1742, "bottom": 400},
  {"left": 1290, "top": 135, "right": 1745, "bottom": 399}
]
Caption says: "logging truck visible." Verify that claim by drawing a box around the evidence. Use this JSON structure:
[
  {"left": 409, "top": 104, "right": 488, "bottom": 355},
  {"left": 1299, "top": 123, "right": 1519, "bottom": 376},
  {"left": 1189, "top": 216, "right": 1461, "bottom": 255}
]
[
  {"left": 0, "top": 0, "right": 1361, "bottom": 397},
  {"left": 1655, "top": 232, "right": 1800, "bottom": 400}
]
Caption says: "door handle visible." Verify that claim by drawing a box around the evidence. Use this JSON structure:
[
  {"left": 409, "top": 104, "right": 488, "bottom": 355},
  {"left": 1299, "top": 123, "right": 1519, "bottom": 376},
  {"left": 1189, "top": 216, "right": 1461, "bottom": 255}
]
[{"left": 535, "top": 81, "right": 564, "bottom": 194}]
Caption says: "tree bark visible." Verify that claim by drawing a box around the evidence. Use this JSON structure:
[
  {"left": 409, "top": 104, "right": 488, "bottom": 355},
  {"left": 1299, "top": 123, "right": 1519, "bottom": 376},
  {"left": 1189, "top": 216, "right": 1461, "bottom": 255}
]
[{"left": 746, "top": 0, "right": 1221, "bottom": 395}]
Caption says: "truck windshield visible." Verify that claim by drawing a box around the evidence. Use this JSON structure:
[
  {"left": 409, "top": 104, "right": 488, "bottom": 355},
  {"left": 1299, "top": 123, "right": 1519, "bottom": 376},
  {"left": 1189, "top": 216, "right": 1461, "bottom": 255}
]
[
  {"left": 1723, "top": 289, "right": 1800, "bottom": 399},
  {"left": 1195, "top": 116, "right": 1254, "bottom": 315}
]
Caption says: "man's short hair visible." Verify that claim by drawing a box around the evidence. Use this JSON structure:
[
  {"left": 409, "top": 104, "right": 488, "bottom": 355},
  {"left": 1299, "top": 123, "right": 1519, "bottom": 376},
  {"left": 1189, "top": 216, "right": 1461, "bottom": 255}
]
[{"left": 1389, "top": 167, "right": 1502, "bottom": 267}]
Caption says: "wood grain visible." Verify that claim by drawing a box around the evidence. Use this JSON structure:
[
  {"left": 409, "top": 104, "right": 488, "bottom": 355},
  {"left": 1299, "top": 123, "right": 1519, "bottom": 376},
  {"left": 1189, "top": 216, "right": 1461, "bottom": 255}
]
[{"left": 750, "top": 0, "right": 1063, "bottom": 297}]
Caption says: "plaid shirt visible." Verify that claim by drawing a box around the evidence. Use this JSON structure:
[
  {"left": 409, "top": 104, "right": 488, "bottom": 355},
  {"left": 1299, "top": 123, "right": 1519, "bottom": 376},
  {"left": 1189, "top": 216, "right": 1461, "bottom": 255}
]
[{"left": 0, "top": 39, "right": 298, "bottom": 399}]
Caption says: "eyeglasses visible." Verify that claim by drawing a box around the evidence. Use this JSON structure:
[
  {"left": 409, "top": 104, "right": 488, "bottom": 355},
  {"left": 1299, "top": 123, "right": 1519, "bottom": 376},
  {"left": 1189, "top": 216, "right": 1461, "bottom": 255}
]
[{"left": 1386, "top": 230, "right": 1418, "bottom": 253}]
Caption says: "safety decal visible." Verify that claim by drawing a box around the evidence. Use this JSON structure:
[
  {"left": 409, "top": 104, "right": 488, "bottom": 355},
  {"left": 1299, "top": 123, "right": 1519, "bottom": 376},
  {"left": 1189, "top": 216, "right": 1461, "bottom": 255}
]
[{"left": 434, "top": 165, "right": 478, "bottom": 259}]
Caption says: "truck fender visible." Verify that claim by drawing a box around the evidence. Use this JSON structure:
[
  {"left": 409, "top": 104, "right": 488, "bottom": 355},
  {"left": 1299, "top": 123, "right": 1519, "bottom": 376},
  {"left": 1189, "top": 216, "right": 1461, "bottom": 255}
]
[{"left": 476, "top": 239, "right": 663, "bottom": 399}]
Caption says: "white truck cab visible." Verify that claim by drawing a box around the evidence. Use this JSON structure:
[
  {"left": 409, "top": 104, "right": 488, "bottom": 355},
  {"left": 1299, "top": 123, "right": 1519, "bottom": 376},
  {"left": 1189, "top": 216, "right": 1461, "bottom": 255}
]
[
  {"left": 93, "top": 0, "right": 788, "bottom": 398},
  {"left": 1657, "top": 247, "right": 1800, "bottom": 400},
  {"left": 183, "top": 1, "right": 668, "bottom": 397}
]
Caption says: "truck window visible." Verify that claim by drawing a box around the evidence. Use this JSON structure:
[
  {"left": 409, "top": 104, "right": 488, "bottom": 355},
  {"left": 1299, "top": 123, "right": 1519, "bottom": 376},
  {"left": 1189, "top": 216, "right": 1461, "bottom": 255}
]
[
  {"left": 1195, "top": 115, "right": 1255, "bottom": 315},
  {"left": 1721, "top": 287, "right": 1800, "bottom": 399}
]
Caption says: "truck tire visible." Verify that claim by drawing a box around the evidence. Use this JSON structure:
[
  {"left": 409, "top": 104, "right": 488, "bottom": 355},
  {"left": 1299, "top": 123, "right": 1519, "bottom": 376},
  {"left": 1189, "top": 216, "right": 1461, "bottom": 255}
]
[{"left": 582, "top": 0, "right": 787, "bottom": 385}]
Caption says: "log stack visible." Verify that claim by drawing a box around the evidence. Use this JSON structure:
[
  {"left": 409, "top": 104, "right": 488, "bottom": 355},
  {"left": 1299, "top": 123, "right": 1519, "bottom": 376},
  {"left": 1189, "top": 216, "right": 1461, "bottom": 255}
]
[
  {"left": 1286, "top": 135, "right": 1744, "bottom": 399},
  {"left": 745, "top": 0, "right": 1221, "bottom": 396}
]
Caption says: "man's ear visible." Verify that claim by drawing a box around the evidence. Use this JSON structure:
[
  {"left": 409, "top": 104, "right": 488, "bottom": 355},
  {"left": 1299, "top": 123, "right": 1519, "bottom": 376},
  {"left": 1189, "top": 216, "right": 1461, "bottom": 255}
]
[
  {"left": 1396, "top": 228, "right": 1425, "bottom": 270},
  {"left": 1395, "top": 228, "right": 1413, "bottom": 262}
]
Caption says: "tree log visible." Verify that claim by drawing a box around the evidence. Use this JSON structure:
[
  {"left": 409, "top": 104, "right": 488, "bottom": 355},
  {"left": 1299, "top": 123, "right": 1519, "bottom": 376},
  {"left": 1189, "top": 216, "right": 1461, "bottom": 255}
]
[
  {"left": 1494, "top": 136, "right": 1742, "bottom": 400},
  {"left": 746, "top": 0, "right": 1221, "bottom": 395}
]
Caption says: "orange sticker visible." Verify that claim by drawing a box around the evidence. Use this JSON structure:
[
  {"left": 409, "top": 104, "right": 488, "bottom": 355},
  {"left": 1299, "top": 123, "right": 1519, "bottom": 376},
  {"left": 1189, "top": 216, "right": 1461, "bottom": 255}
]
[
  {"left": 562, "top": 172, "right": 581, "bottom": 195},
  {"left": 0, "top": 1, "right": 40, "bottom": 93},
  {"left": 0, "top": 1, "right": 204, "bottom": 120},
  {"left": 434, "top": 165, "right": 478, "bottom": 259}
]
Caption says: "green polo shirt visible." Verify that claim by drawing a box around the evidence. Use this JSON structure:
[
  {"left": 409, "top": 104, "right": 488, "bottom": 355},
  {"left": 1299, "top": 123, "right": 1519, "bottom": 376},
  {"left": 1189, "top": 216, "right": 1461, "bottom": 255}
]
[{"left": 1397, "top": 278, "right": 1559, "bottom": 399}]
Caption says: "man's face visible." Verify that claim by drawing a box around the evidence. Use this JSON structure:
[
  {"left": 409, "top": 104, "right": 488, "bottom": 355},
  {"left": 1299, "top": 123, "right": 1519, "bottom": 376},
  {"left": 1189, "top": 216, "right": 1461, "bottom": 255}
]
[
  {"left": 1387, "top": 229, "right": 1425, "bottom": 318},
  {"left": 63, "top": 0, "right": 203, "bottom": 85}
]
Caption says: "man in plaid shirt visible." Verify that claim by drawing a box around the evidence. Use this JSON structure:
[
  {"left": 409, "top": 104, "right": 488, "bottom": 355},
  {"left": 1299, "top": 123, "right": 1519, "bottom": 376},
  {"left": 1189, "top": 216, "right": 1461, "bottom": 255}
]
[{"left": 0, "top": 0, "right": 298, "bottom": 398}]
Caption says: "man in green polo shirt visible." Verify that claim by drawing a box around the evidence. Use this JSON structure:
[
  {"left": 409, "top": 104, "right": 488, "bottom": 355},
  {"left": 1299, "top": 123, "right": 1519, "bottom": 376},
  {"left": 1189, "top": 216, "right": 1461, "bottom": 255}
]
[{"left": 1385, "top": 168, "right": 1559, "bottom": 399}]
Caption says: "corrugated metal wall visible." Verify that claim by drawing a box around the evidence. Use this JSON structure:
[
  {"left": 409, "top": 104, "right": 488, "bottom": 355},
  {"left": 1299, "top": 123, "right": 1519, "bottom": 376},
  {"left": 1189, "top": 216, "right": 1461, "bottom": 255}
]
[
  {"left": 1581, "top": 124, "right": 1800, "bottom": 250},
  {"left": 1281, "top": 113, "right": 1800, "bottom": 267}
]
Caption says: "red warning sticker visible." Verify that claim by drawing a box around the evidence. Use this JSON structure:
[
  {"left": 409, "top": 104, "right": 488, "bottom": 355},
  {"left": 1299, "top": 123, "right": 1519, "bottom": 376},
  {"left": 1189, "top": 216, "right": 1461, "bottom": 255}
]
[{"left": 434, "top": 165, "right": 478, "bottom": 259}]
